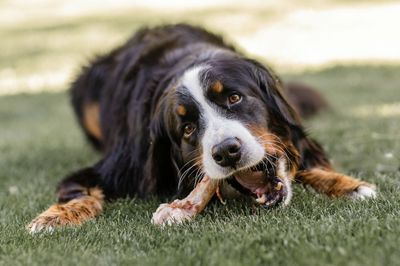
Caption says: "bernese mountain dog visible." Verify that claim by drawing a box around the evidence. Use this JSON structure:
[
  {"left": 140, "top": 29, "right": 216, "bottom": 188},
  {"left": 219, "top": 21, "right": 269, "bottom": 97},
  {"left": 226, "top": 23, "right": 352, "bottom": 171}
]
[{"left": 28, "top": 24, "right": 376, "bottom": 232}]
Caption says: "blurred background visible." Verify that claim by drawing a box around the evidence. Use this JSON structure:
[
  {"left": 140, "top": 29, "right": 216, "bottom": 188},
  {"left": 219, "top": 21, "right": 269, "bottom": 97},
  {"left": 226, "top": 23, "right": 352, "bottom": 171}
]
[{"left": 1, "top": 0, "right": 400, "bottom": 95}]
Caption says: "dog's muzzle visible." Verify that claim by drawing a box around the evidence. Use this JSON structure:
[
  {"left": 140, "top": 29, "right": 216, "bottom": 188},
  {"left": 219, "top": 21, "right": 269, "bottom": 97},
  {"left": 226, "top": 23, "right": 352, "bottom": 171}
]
[{"left": 211, "top": 137, "right": 242, "bottom": 168}]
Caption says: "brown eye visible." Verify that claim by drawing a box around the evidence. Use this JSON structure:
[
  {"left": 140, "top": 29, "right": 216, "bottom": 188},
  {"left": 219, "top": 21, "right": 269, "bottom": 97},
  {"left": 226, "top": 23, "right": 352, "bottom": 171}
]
[
  {"left": 183, "top": 123, "right": 196, "bottom": 138},
  {"left": 228, "top": 94, "right": 242, "bottom": 105}
]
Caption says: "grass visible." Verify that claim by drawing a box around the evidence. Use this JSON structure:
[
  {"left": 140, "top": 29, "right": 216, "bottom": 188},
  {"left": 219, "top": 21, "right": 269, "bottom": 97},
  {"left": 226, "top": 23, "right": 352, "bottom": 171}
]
[
  {"left": 1, "top": 66, "right": 399, "bottom": 266},
  {"left": 1, "top": 1, "right": 400, "bottom": 266}
]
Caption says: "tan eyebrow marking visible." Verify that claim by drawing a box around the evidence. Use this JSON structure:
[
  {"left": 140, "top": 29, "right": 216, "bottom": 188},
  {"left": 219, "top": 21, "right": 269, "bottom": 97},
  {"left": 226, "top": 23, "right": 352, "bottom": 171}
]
[
  {"left": 177, "top": 105, "right": 187, "bottom": 116},
  {"left": 211, "top": 80, "right": 223, "bottom": 93}
]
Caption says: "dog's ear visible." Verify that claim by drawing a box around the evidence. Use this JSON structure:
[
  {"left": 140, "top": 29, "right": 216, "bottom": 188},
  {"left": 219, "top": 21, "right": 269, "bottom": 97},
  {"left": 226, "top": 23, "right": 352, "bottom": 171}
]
[
  {"left": 249, "top": 60, "right": 302, "bottom": 133},
  {"left": 149, "top": 98, "right": 198, "bottom": 197},
  {"left": 247, "top": 60, "right": 334, "bottom": 172},
  {"left": 144, "top": 100, "right": 181, "bottom": 196}
]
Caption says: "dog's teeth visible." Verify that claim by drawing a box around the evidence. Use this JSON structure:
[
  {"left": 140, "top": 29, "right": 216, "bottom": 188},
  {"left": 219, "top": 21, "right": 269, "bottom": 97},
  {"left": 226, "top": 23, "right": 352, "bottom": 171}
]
[{"left": 274, "top": 182, "right": 283, "bottom": 191}]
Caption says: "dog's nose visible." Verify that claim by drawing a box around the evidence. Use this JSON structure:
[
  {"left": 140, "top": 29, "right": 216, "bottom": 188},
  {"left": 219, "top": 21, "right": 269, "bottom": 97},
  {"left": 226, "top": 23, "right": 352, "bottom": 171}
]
[{"left": 212, "top": 137, "right": 242, "bottom": 167}]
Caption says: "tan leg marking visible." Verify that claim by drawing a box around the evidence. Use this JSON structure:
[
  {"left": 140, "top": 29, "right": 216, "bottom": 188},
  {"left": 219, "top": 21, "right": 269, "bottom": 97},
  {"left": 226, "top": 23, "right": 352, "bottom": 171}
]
[
  {"left": 27, "top": 187, "right": 104, "bottom": 233},
  {"left": 83, "top": 103, "right": 102, "bottom": 140},
  {"left": 297, "top": 168, "right": 376, "bottom": 199},
  {"left": 151, "top": 176, "right": 218, "bottom": 226}
]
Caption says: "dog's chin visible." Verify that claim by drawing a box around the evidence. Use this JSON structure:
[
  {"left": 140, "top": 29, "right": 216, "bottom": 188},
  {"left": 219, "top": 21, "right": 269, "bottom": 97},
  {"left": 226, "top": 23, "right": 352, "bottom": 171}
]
[{"left": 229, "top": 160, "right": 289, "bottom": 208}]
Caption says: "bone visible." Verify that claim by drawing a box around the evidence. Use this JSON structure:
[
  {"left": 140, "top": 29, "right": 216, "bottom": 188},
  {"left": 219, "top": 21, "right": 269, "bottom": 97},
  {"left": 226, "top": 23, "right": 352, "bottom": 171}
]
[
  {"left": 276, "top": 158, "right": 293, "bottom": 206},
  {"left": 215, "top": 184, "right": 226, "bottom": 205}
]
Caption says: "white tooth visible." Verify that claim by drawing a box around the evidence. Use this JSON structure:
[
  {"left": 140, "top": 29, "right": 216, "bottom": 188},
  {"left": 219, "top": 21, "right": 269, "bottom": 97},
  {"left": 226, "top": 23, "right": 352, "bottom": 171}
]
[{"left": 275, "top": 182, "right": 283, "bottom": 191}]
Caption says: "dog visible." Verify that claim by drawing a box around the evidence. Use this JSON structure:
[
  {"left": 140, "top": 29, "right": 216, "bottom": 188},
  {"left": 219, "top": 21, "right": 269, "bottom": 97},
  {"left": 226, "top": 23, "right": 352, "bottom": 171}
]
[{"left": 28, "top": 24, "right": 376, "bottom": 232}]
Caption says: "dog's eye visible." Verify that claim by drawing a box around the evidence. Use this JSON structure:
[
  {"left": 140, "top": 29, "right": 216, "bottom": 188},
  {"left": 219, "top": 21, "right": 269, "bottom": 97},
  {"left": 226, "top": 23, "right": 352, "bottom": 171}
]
[
  {"left": 228, "top": 93, "right": 242, "bottom": 105},
  {"left": 183, "top": 123, "right": 196, "bottom": 138}
]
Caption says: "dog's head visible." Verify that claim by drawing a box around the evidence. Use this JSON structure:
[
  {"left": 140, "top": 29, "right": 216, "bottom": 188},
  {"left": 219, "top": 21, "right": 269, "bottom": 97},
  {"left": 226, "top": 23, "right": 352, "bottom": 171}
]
[{"left": 151, "top": 56, "right": 302, "bottom": 202}]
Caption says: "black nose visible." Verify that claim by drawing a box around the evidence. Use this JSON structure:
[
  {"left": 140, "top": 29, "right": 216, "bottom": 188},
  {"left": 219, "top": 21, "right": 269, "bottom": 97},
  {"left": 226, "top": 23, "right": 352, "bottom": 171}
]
[{"left": 212, "top": 137, "right": 242, "bottom": 167}]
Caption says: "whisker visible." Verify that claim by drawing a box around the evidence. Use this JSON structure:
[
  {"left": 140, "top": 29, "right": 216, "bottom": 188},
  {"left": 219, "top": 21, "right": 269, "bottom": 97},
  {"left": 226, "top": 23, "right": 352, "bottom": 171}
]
[
  {"left": 257, "top": 138, "right": 294, "bottom": 170},
  {"left": 177, "top": 156, "right": 202, "bottom": 188}
]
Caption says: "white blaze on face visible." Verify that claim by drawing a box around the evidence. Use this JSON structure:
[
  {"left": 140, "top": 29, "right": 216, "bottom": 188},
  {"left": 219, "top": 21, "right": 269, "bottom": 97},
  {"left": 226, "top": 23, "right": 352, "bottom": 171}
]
[{"left": 181, "top": 66, "right": 265, "bottom": 179}]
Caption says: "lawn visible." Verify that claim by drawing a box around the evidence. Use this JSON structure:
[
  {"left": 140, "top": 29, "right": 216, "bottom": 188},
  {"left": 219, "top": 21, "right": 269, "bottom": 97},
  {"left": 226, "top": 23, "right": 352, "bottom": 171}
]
[{"left": 1, "top": 1, "right": 399, "bottom": 266}]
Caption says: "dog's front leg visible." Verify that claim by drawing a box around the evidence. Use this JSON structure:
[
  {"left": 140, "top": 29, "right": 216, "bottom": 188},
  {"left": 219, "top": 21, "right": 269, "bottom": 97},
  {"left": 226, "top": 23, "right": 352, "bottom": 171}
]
[{"left": 151, "top": 176, "right": 218, "bottom": 226}]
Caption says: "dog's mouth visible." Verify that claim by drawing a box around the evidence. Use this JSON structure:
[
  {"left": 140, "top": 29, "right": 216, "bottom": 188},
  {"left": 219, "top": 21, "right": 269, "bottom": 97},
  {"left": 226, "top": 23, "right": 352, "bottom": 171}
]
[{"left": 228, "top": 159, "right": 288, "bottom": 208}]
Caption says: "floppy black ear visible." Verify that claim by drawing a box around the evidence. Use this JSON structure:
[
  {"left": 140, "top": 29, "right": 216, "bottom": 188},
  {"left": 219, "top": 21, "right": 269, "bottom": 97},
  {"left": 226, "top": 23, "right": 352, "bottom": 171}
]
[
  {"left": 144, "top": 100, "right": 181, "bottom": 196},
  {"left": 248, "top": 60, "right": 334, "bottom": 172},
  {"left": 249, "top": 60, "right": 303, "bottom": 132},
  {"left": 148, "top": 99, "right": 201, "bottom": 198}
]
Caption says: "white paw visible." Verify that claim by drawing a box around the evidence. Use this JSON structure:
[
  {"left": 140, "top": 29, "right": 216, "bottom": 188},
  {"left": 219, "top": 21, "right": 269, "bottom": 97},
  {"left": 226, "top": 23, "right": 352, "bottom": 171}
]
[
  {"left": 350, "top": 185, "right": 377, "bottom": 200},
  {"left": 27, "top": 219, "right": 55, "bottom": 234},
  {"left": 151, "top": 201, "right": 196, "bottom": 226}
]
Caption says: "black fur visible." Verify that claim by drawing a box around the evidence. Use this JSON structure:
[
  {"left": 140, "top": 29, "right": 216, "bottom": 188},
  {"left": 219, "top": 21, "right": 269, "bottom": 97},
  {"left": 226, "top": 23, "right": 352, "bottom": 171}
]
[{"left": 64, "top": 24, "right": 330, "bottom": 201}]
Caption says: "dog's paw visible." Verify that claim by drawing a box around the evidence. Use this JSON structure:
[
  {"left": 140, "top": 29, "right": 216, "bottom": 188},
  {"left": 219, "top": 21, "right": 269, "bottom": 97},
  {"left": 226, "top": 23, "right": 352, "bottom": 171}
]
[
  {"left": 350, "top": 184, "right": 377, "bottom": 200},
  {"left": 27, "top": 197, "right": 102, "bottom": 234},
  {"left": 27, "top": 212, "right": 63, "bottom": 234},
  {"left": 151, "top": 200, "right": 197, "bottom": 226}
]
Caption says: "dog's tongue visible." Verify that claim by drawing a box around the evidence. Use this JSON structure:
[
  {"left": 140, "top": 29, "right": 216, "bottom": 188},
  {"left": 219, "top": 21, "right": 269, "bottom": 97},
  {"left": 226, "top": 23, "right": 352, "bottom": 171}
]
[{"left": 234, "top": 170, "right": 270, "bottom": 195}]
